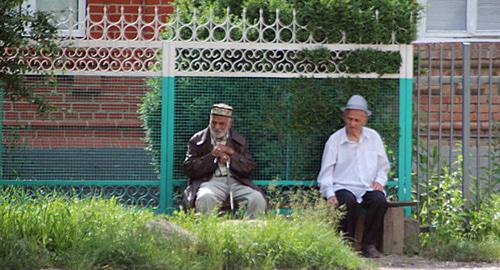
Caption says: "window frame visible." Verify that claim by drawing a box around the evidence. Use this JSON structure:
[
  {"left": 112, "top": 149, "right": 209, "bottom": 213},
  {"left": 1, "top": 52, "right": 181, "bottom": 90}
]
[
  {"left": 417, "top": 0, "right": 500, "bottom": 41},
  {"left": 24, "top": 0, "right": 86, "bottom": 37}
]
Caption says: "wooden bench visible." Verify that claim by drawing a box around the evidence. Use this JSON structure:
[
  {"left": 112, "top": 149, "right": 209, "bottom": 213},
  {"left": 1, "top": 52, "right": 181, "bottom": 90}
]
[
  {"left": 354, "top": 200, "right": 418, "bottom": 254},
  {"left": 253, "top": 180, "right": 418, "bottom": 255}
]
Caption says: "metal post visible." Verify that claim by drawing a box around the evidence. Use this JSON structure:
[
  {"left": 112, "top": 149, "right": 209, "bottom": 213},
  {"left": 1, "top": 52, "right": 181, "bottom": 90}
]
[
  {"left": 450, "top": 45, "right": 456, "bottom": 170},
  {"left": 398, "top": 45, "right": 414, "bottom": 217},
  {"left": 286, "top": 92, "right": 291, "bottom": 180},
  {"left": 426, "top": 44, "right": 432, "bottom": 218},
  {"left": 487, "top": 45, "right": 494, "bottom": 199},
  {"left": 476, "top": 45, "right": 482, "bottom": 209},
  {"left": 160, "top": 42, "right": 176, "bottom": 214},
  {"left": 437, "top": 46, "right": 443, "bottom": 194},
  {"left": 0, "top": 82, "right": 3, "bottom": 179},
  {"left": 415, "top": 46, "right": 422, "bottom": 216},
  {"left": 462, "top": 43, "right": 472, "bottom": 207}
]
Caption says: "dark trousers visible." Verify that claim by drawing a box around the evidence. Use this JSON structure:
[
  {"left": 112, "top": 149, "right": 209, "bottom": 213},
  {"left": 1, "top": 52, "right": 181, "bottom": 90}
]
[{"left": 335, "top": 189, "right": 388, "bottom": 248}]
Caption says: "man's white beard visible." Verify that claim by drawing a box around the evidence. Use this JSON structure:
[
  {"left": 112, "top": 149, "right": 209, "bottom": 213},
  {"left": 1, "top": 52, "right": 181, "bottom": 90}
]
[{"left": 210, "top": 126, "right": 228, "bottom": 139}]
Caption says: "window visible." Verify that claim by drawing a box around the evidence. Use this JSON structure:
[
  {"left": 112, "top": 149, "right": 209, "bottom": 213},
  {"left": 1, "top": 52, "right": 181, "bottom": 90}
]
[
  {"left": 25, "top": 0, "right": 86, "bottom": 37},
  {"left": 417, "top": 0, "right": 500, "bottom": 40}
]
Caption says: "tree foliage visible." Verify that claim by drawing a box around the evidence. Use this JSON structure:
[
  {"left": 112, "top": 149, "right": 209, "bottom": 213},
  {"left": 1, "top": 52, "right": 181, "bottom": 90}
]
[
  {"left": 172, "top": 0, "right": 421, "bottom": 44},
  {"left": 0, "top": 0, "right": 59, "bottom": 113}
]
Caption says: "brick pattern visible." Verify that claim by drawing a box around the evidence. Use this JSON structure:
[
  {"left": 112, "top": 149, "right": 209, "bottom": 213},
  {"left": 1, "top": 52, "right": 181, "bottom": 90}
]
[
  {"left": 415, "top": 43, "right": 500, "bottom": 77},
  {"left": 87, "top": 0, "right": 174, "bottom": 40},
  {"left": 3, "top": 0, "right": 173, "bottom": 149},
  {"left": 414, "top": 43, "right": 500, "bottom": 140},
  {"left": 3, "top": 76, "right": 154, "bottom": 149}
]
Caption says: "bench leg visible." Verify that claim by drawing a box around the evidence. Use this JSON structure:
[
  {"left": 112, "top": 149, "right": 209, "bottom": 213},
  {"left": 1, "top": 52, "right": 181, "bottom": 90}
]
[
  {"left": 354, "top": 215, "right": 384, "bottom": 252},
  {"left": 354, "top": 217, "right": 364, "bottom": 251},
  {"left": 382, "top": 207, "right": 404, "bottom": 254}
]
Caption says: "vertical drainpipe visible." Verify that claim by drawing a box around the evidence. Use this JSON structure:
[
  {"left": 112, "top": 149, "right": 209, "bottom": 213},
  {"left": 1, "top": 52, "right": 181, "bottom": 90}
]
[
  {"left": 398, "top": 44, "right": 414, "bottom": 217},
  {"left": 160, "top": 42, "right": 176, "bottom": 214}
]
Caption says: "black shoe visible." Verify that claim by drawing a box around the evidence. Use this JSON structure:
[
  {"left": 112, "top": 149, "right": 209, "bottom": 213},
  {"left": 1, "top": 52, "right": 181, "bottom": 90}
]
[{"left": 361, "top": 245, "right": 382, "bottom": 258}]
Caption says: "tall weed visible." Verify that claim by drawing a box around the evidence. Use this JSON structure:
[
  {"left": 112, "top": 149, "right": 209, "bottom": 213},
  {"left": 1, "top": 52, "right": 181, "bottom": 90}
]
[
  {"left": 172, "top": 202, "right": 367, "bottom": 270},
  {"left": 417, "top": 154, "right": 500, "bottom": 262},
  {"left": 0, "top": 187, "right": 370, "bottom": 269}
]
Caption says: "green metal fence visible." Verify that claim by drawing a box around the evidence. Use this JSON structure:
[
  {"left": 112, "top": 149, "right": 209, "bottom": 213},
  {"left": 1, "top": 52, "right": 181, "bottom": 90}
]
[
  {"left": 0, "top": 75, "right": 407, "bottom": 213},
  {"left": 0, "top": 8, "right": 415, "bottom": 215},
  {"left": 0, "top": 76, "right": 163, "bottom": 211}
]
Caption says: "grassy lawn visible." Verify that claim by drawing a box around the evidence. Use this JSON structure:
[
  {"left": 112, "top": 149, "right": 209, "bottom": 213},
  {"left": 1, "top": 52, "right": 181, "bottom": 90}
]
[{"left": 0, "top": 188, "right": 369, "bottom": 270}]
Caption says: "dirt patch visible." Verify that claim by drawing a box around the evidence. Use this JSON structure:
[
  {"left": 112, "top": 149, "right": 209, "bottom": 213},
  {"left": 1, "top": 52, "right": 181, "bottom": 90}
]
[{"left": 373, "top": 254, "right": 500, "bottom": 269}]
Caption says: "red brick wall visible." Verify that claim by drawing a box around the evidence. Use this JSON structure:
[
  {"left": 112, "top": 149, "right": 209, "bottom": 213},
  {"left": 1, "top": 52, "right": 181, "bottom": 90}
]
[
  {"left": 414, "top": 43, "right": 500, "bottom": 140},
  {"left": 3, "top": 76, "right": 151, "bottom": 148},
  {"left": 87, "top": 0, "right": 174, "bottom": 40},
  {"left": 2, "top": 0, "right": 174, "bottom": 149}
]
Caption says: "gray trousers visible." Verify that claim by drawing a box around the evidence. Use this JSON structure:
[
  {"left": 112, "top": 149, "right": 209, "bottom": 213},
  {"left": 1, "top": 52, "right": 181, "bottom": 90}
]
[{"left": 195, "top": 176, "right": 266, "bottom": 218}]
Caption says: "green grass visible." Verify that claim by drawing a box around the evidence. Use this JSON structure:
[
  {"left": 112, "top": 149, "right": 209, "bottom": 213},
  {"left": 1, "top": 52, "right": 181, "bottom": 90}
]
[
  {"left": 0, "top": 188, "right": 192, "bottom": 270},
  {"left": 173, "top": 206, "right": 367, "bottom": 270},
  {"left": 421, "top": 235, "right": 500, "bottom": 262},
  {"left": 0, "top": 187, "right": 369, "bottom": 270},
  {"left": 419, "top": 186, "right": 500, "bottom": 263}
]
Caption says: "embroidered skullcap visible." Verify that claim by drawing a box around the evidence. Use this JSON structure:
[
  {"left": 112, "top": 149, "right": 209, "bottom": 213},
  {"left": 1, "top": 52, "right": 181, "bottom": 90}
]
[{"left": 211, "top": 103, "right": 233, "bottom": 117}]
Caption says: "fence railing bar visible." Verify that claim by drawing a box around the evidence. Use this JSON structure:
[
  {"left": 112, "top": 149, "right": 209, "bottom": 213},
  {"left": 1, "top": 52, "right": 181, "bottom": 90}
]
[
  {"left": 415, "top": 46, "right": 422, "bottom": 216},
  {"left": 426, "top": 44, "right": 432, "bottom": 218},
  {"left": 476, "top": 44, "right": 482, "bottom": 209},
  {"left": 462, "top": 42, "right": 472, "bottom": 207},
  {"left": 0, "top": 180, "right": 160, "bottom": 186},
  {"left": 437, "top": 46, "right": 443, "bottom": 194},
  {"left": 450, "top": 44, "right": 456, "bottom": 170},
  {"left": 0, "top": 88, "right": 3, "bottom": 179},
  {"left": 415, "top": 76, "right": 500, "bottom": 83},
  {"left": 487, "top": 45, "right": 494, "bottom": 198}
]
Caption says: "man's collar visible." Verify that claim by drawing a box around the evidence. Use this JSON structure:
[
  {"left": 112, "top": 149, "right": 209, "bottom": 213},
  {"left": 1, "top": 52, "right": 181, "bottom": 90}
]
[{"left": 341, "top": 127, "right": 367, "bottom": 144}]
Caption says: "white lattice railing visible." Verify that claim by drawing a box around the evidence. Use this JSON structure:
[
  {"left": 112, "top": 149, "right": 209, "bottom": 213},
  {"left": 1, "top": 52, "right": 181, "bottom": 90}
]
[
  {"left": 165, "top": 42, "right": 407, "bottom": 78},
  {"left": 3, "top": 6, "right": 413, "bottom": 78},
  {"left": 58, "top": 6, "right": 404, "bottom": 44}
]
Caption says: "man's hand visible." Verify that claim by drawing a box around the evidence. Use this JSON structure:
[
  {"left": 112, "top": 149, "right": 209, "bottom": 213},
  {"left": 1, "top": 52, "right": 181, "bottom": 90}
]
[
  {"left": 212, "top": 145, "right": 234, "bottom": 164},
  {"left": 218, "top": 145, "right": 235, "bottom": 156},
  {"left": 219, "top": 154, "right": 230, "bottom": 164},
  {"left": 326, "top": 195, "right": 338, "bottom": 207},
  {"left": 212, "top": 145, "right": 234, "bottom": 157},
  {"left": 371, "top": 181, "right": 384, "bottom": 191}
]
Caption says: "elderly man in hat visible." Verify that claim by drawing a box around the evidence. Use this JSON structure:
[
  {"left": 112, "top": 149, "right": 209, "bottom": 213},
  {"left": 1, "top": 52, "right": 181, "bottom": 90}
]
[
  {"left": 317, "top": 95, "right": 390, "bottom": 258},
  {"left": 182, "top": 103, "right": 266, "bottom": 218}
]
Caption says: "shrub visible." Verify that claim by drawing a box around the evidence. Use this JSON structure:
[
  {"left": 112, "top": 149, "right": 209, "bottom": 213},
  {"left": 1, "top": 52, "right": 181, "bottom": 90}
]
[{"left": 170, "top": 0, "right": 421, "bottom": 44}]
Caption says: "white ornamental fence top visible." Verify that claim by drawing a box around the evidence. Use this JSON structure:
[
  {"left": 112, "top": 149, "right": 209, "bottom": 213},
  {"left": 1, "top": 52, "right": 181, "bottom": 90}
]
[
  {"left": 3, "top": 6, "right": 413, "bottom": 78},
  {"left": 62, "top": 6, "right": 404, "bottom": 44}
]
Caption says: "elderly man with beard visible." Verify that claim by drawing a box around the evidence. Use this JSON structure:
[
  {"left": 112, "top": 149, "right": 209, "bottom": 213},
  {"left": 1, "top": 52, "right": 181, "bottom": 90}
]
[
  {"left": 317, "top": 95, "right": 390, "bottom": 258},
  {"left": 181, "top": 103, "right": 266, "bottom": 218}
]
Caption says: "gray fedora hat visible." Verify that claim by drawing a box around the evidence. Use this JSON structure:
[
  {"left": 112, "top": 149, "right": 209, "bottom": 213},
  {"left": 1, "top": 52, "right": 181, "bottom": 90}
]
[{"left": 340, "top": 95, "right": 372, "bottom": 116}]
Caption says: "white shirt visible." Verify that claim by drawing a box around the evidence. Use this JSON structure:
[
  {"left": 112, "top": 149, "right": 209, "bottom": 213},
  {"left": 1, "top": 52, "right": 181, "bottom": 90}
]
[{"left": 317, "top": 127, "right": 390, "bottom": 203}]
